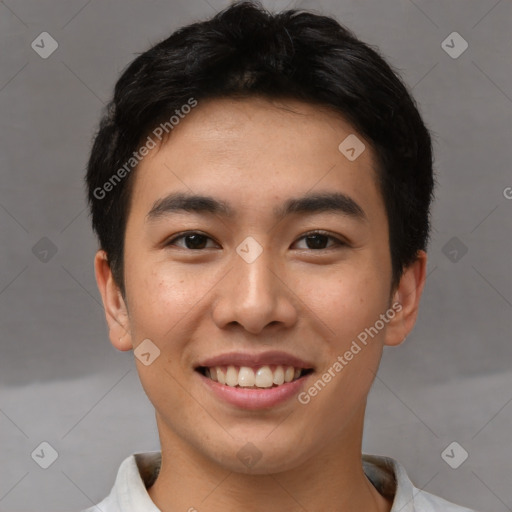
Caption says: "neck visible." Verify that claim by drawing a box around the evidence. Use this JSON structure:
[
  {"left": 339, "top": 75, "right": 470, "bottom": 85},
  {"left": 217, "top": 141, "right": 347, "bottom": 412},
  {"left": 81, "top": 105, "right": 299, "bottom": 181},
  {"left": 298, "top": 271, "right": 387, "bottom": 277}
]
[{"left": 147, "top": 408, "right": 392, "bottom": 512}]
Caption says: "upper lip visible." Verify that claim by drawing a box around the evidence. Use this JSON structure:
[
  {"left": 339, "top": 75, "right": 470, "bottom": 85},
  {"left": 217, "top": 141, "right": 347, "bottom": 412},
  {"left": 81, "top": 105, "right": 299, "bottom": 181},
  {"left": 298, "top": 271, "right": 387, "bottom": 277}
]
[{"left": 195, "top": 350, "right": 315, "bottom": 370}]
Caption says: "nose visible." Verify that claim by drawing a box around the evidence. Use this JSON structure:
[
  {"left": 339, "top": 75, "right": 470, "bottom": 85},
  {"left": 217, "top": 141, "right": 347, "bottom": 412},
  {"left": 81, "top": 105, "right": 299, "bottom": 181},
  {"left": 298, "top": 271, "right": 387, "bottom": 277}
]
[{"left": 211, "top": 244, "right": 298, "bottom": 334}]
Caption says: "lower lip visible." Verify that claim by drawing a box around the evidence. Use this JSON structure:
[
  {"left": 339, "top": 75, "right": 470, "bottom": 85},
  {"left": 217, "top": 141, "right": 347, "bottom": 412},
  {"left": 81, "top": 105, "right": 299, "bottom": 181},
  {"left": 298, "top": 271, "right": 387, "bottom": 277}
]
[{"left": 197, "top": 371, "right": 312, "bottom": 410}]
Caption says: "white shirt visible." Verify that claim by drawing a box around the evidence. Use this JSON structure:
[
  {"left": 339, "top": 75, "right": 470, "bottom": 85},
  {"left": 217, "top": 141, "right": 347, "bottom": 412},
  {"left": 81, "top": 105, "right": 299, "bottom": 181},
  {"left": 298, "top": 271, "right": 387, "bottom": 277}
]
[{"left": 82, "top": 451, "right": 478, "bottom": 512}]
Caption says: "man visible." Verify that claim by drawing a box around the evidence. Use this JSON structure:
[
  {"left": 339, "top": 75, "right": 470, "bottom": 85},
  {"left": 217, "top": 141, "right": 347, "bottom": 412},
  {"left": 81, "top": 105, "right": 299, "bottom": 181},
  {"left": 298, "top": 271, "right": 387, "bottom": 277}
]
[{"left": 84, "top": 2, "right": 477, "bottom": 510}]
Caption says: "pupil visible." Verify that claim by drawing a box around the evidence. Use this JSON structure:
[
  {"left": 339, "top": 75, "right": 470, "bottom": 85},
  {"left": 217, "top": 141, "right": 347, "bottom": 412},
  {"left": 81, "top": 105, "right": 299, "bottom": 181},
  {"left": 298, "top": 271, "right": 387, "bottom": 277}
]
[
  {"left": 306, "top": 234, "right": 327, "bottom": 249},
  {"left": 186, "top": 234, "right": 207, "bottom": 249},
  {"left": 183, "top": 234, "right": 328, "bottom": 250}
]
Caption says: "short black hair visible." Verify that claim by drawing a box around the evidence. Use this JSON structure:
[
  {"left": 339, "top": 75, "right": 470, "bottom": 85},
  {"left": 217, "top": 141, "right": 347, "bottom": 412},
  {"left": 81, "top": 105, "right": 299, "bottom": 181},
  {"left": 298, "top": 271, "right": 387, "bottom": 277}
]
[{"left": 85, "top": 0, "right": 435, "bottom": 298}]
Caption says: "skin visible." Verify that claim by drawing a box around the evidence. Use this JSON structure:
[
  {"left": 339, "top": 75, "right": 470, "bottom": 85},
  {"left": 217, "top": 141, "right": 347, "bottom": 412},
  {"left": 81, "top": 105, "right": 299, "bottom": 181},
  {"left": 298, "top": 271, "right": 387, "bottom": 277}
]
[{"left": 95, "top": 96, "right": 427, "bottom": 512}]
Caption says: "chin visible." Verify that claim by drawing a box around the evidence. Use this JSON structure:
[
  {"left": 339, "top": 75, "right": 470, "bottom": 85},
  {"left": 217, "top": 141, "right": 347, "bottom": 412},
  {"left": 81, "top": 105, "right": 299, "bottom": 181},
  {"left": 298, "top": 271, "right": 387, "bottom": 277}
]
[{"left": 205, "top": 436, "right": 313, "bottom": 475}]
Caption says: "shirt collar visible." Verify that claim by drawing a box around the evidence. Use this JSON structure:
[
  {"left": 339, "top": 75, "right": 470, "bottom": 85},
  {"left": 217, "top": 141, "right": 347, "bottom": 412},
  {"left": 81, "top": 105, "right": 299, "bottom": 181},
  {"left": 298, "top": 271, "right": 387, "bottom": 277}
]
[
  {"left": 112, "top": 451, "right": 162, "bottom": 512},
  {"left": 363, "top": 453, "right": 416, "bottom": 511},
  {"left": 109, "top": 451, "right": 418, "bottom": 511}
]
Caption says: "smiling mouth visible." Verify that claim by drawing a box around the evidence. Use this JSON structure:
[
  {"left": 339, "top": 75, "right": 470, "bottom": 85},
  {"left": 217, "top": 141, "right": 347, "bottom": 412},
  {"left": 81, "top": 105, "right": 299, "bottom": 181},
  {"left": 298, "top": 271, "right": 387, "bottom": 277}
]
[{"left": 196, "top": 365, "right": 314, "bottom": 389}]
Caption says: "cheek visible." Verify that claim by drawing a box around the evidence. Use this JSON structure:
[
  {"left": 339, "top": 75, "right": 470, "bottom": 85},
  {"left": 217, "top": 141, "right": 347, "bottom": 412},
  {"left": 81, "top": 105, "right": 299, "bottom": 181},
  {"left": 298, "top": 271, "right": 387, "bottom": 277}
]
[
  {"left": 124, "top": 260, "right": 203, "bottom": 417},
  {"left": 299, "top": 259, "right": 390, "bottom": 414},
  {"left": 300, "top": 263, "right": 387, "bottom": 346},
  {"left": 124, "top": 257, "right": 202, "bottom": 338}
]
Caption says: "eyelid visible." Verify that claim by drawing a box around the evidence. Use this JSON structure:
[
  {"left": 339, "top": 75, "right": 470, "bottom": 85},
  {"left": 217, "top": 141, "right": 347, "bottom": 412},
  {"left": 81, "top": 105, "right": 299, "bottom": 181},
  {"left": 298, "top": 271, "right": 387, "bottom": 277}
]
[
  {"left": 165, "top": 231, "right": 220, "bottom": 249},
  {"left": 165, "top": 230, "right": 347, "bottom": 250},
  {"left": 293, "top": 230, "right": 347, "bottom": 249}
]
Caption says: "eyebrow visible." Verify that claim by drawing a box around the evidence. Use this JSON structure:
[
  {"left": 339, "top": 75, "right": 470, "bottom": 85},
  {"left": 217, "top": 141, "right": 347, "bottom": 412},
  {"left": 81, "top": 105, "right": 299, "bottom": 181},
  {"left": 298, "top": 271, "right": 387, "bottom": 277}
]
[{"left": 146, "top": 191, "right": 367, "bottom": 223}]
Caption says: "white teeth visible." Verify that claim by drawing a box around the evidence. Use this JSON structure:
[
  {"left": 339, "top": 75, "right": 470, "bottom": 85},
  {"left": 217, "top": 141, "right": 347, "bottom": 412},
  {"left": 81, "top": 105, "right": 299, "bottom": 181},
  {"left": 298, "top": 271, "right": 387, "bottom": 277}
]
[
  {"left": 238, "top": 366, "right": 255, "bottom": 387},
  {"left": 255, "top": 366, "right": 274, "bottom": 388},
  {"left": 204, "top": 364, "right": 307, "bottom": 388},
  {"left": 273, "top": 365, "right": 285, "bottom": 385},
  {"left": 225, "top": 365, "right": 238, "bottom": 387},
  {"left": 217, "top": 367, "right": 226, "bottom": 385}
]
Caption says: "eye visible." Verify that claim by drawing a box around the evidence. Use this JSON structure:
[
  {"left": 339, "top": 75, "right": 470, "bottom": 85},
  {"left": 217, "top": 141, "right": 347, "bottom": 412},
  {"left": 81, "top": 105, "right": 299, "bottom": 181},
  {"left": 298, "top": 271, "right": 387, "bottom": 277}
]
[
  {"left": 164, "top": 230, "right": 346, "bottom": 251},
  {"left": 165, "top": 231, "right": 219, "bottom": 250},
  {"left": 292, "top": 230, "right": 346, "bottom": 250}
]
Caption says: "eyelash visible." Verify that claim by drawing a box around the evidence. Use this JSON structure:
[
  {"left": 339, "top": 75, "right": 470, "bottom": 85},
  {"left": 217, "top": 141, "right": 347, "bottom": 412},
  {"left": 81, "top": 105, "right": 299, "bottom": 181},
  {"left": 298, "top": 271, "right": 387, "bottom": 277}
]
[{"left": 164, "top": 230, "right": 347, "bottom": 250}]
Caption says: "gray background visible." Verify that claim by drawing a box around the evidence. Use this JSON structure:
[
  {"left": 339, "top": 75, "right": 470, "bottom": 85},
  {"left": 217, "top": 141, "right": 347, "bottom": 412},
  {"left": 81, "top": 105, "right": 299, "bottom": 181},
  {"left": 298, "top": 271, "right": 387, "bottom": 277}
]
[{"left": 0, "top": 0, "right": 511, "bottom": 511}]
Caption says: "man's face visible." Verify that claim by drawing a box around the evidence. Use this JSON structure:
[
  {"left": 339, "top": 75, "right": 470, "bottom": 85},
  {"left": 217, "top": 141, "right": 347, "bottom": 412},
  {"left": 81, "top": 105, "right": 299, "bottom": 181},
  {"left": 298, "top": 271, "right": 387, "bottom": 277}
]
[{"left": 112, "top": 97, "right": 403, "bottom": 472}]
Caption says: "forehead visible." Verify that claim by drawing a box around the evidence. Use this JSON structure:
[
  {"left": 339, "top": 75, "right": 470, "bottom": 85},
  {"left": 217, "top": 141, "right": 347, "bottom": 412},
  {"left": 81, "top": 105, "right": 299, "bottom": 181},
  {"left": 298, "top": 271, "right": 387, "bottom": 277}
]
[{"left": 129, "top": 96, "right": 384, "bottom": 223}]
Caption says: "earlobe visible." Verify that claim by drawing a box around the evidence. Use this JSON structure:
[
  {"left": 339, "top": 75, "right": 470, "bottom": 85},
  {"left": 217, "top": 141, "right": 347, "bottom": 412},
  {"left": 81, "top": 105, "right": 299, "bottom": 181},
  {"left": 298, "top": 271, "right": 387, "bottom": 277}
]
[
  {"left": 384, "top": 250, "right": 428, "bottom": 347},
  {"left": 94, "top": 249, "right": 133, "bottom": 351}
]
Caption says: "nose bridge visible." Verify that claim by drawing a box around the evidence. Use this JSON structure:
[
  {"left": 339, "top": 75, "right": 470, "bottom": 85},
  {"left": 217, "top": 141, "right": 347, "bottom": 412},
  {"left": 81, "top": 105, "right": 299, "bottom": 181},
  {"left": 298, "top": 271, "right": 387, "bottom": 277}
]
[
  {"left": 212, "top": 239, "right": 297, "bottom": 332},
  {"left": 236, "top": 244, "right": 276, "bottom": 305}
]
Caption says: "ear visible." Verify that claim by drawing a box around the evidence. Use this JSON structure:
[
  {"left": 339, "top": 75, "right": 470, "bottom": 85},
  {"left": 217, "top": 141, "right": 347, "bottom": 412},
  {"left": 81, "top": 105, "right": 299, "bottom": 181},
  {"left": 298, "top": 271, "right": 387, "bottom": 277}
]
[
  {"left": 94, "top": 249, "right": 133, "bottom": 351},
  {"left": 384, "top": 250, "right": 428, "bottom": 347}
]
